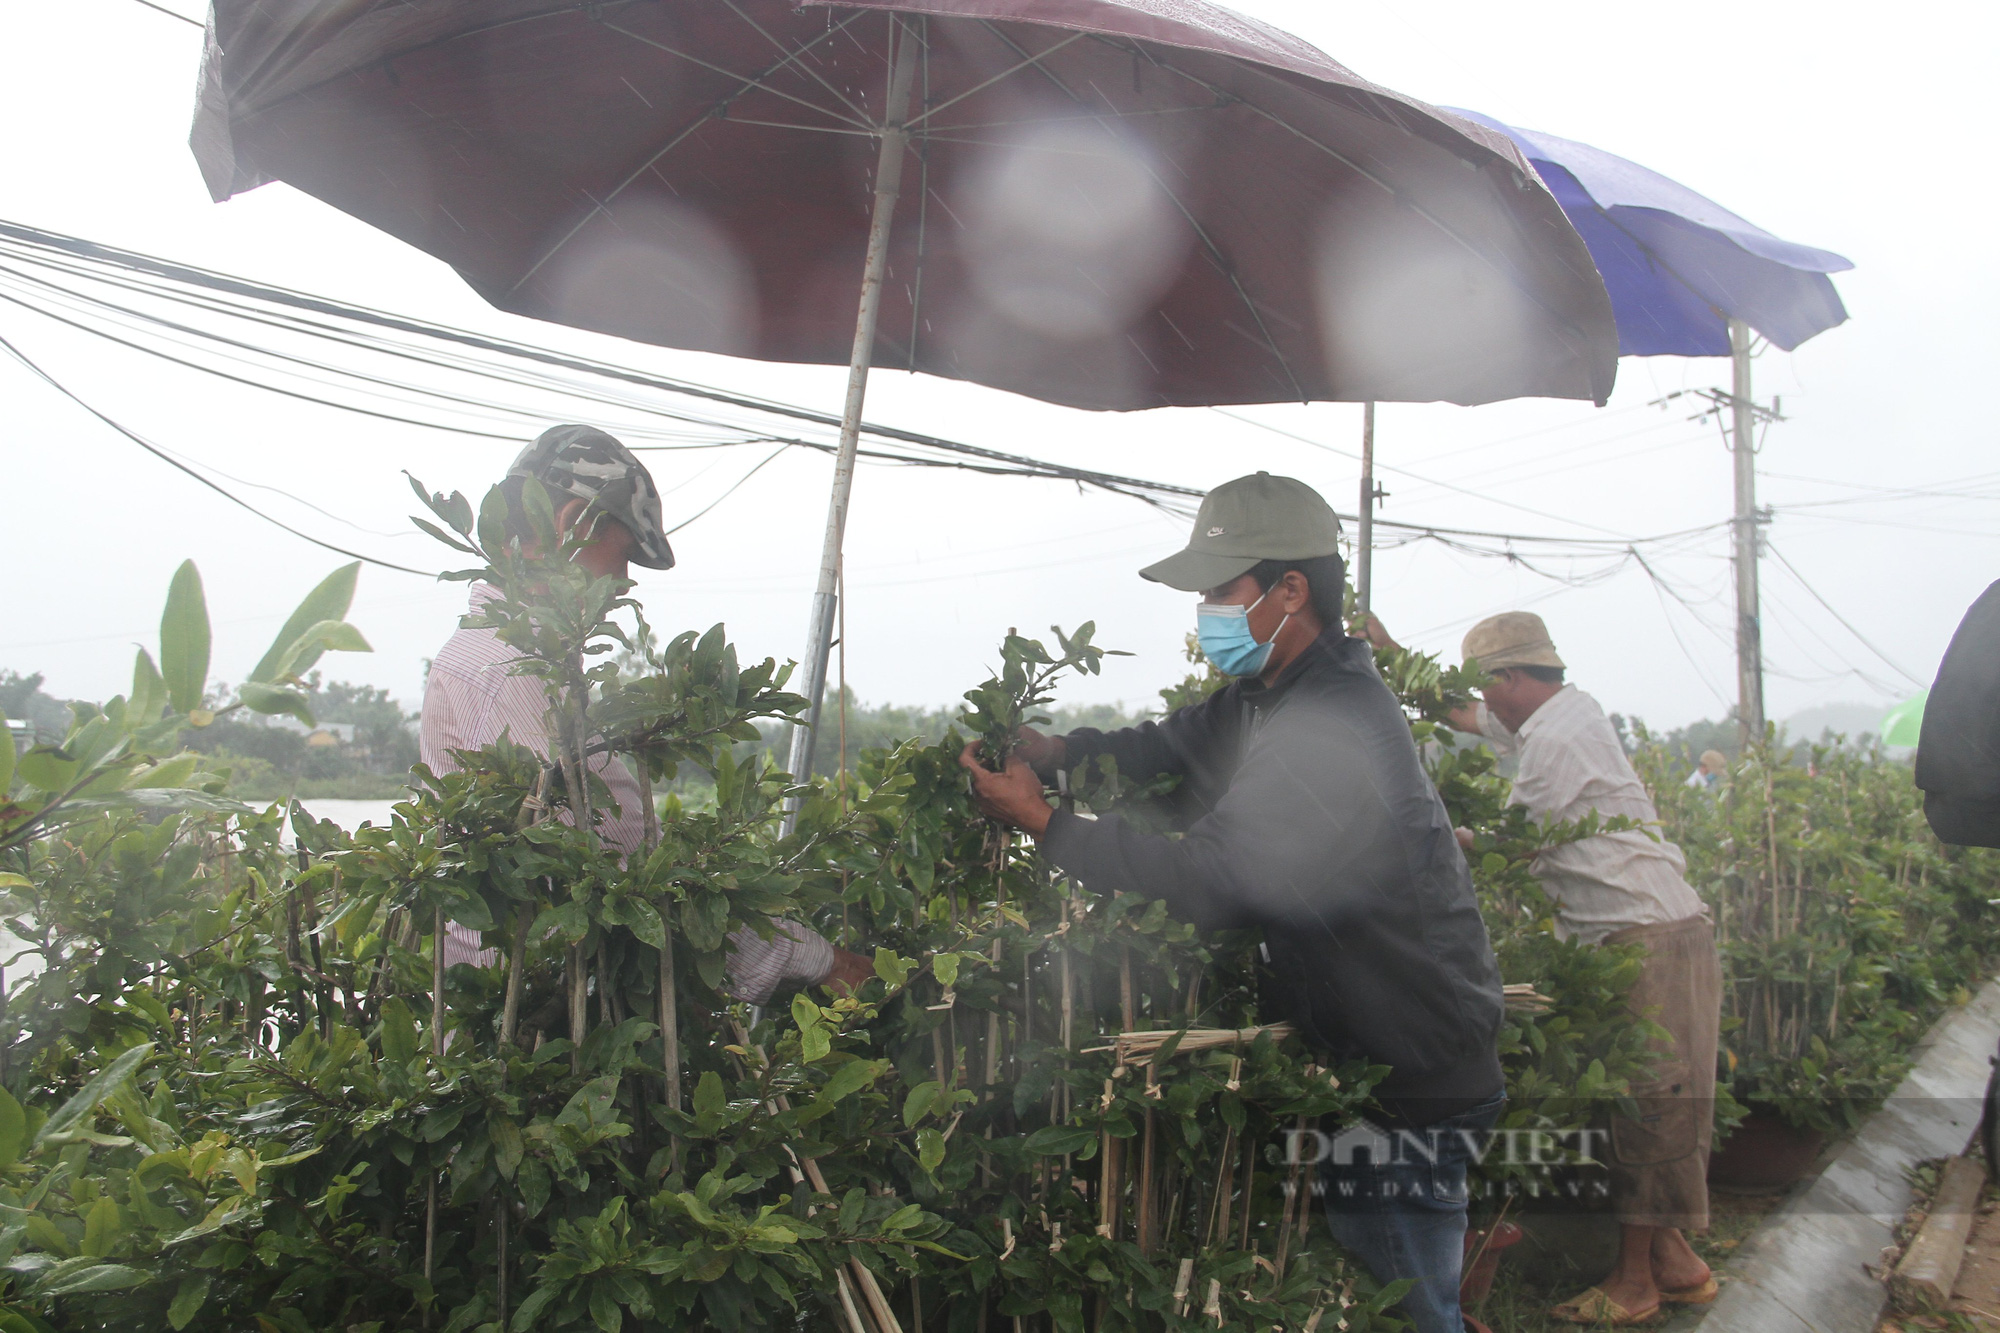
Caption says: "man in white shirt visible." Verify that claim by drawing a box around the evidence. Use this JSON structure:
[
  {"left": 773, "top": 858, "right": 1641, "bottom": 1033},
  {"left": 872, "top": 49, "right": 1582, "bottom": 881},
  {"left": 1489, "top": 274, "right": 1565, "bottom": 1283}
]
[
  {"left": 1371, "top": 610, "right": 1722, "bottom": 1325},
  {"left": 1684, "top": 750, "right": 1727, "bottom": 792},
  {"left": 421, "top": 424, "right": 872, "bottom": 1004},
  {"left": 1454, "top": 612, "right": 1720, "bottom": 1325}
]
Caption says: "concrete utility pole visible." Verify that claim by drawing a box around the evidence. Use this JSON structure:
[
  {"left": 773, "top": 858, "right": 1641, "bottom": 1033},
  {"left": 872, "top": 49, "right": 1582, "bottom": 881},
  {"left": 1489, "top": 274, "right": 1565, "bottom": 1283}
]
[
  {"left": 1355, "top": 401, "right": 1375, "bottom": 621},
  {"left": 1729, "top": 318, "right": 1766, "bottom": 746}
]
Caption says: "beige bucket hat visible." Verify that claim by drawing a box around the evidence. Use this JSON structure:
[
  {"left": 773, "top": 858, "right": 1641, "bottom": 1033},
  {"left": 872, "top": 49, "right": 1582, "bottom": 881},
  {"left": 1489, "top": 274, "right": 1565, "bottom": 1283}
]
[{"left": 1462, "top": 611, "right": 1566, "bottom": 672}]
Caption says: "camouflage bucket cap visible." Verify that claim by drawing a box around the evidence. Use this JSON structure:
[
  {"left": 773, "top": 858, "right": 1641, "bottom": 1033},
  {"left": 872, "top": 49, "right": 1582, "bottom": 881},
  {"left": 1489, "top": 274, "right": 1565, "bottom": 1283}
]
[{"left": 507, "top": 424, "right": 675, "bottom": 570}]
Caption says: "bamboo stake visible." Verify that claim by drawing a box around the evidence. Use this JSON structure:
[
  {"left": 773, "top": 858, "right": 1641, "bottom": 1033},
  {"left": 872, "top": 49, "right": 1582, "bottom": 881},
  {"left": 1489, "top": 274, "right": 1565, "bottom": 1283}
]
[
  {"left": 1171, "top": 1258, "right": 1194, "bottom": 1316},
  {"left": 1136, "top": 1061, "right": 1158, "bottom": 1255},
  {"left": 567, "top": 943, "right": 588, "bottom": 1076},
  {"left": 1275, "top": 1115, "right": 1308, "bottom": 1277},
  {"left": 499, "top": 897, "right": 534, "bottom": 1050},
  {"left": 734, "top": 1020, "right": 904, "bottom": 1333},
  {"left": 836, "top": 1272, "right": 873, "bottom": 1333},
  {"left": 984, "top": 936, "right": 1006, "bottom": 1091},
  {"left": 1098, "top": 1077, "right": 1120, "bottom": 1240},
  {"left": 496, "top": 1200, "right": 509, "bottom": 1327},
  {"left": 635, "top": 765, "right": 681, "bottom": 1119},
  {"left": 597, "top": 936, "right": 616, "bottom": 1028},
  {"left": 1236, "top": 1133, "right": 1256, "bottom": 1251},
  {"left": 426, "top": 904, "right": 444, "bottom": 1323}
]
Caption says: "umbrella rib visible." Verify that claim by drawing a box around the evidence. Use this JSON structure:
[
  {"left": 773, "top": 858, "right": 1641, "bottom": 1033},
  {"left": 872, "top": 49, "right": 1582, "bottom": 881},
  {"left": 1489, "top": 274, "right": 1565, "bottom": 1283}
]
[
  {"left": 1590, "top": 206, "right": 1730, "bottom": 331},
  {"left": 597, "top": 17, "right": 871, "bottom": 129},
  {"left": 719, "top": 0, "right": 873, "bottom": 125},
  {"left": 972, "top": 25, "right": 1305, "bottom": 400},
  {"left": 1166, "top": 66, "right": 1602, "bottom": 361},
  {"left": 928, "top": 104, "right": 1220, "bottom": 133},
  {"left": 711, "top": 118, "right": 877, "bottom": 137},
  {"left": 906, "top": 25, "right": 933, "bottom": 373},
  {"left": 903, "top": 33, "right": 1089, "bottom": 126},
  {"left": 507, "top": 13, "right": 871, "bottom": 296}
]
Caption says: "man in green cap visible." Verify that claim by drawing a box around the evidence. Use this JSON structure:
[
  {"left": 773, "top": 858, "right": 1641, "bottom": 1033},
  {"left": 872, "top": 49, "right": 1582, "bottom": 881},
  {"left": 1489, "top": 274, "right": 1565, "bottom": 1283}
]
[
  {"left": 422, "top": 425, "right": 874, "bottom": 1001},
  {"left": 961, "top": 473, "right": 1506, "bottom": 1333}
]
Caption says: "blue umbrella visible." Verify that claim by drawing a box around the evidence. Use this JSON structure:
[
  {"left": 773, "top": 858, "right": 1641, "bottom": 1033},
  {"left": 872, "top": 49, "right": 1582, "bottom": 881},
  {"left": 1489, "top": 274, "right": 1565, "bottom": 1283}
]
[
  {"left": 1444, "top": 110, "right": 1852, "bottom": 355},
  {"left": 1359, "top": 109, "right": 1853, "bottom": 747}
]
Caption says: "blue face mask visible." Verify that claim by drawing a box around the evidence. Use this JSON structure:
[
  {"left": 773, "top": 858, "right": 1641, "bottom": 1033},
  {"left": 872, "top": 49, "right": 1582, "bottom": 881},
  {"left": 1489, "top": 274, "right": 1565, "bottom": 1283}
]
[{"left": 1196, "top": 592, "right": 1291, "bottom": 678}]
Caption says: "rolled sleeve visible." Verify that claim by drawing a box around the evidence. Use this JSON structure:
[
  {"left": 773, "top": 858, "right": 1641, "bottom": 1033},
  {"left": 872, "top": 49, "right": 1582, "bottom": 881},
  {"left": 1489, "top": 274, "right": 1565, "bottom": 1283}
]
[{"left": 725, "top": 921, "right": 835, "bottom": 1005}]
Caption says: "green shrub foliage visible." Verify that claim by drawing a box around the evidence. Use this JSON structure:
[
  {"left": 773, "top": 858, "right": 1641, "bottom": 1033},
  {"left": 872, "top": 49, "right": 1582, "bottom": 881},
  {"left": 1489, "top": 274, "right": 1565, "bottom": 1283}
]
[
  {"left": 9, "top": 482, "right": 1969, "bottom": 1330},
  {"left": 1632, "top": 727, "right": 2000, "bottom": 1133}
]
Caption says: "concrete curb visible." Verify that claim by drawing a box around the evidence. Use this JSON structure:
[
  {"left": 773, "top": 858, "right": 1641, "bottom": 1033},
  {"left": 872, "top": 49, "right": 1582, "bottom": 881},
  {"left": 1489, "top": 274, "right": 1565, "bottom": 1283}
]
[{"left": 1667, "top": 976, "right": 2000, "bottom": 1333}]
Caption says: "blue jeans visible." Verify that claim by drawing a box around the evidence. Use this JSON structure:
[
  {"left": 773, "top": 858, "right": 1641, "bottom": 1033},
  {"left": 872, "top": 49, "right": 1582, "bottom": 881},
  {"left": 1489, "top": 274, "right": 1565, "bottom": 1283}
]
[{"left": 1320, "top": 1094, "right": 1506, "bottom": 1333}]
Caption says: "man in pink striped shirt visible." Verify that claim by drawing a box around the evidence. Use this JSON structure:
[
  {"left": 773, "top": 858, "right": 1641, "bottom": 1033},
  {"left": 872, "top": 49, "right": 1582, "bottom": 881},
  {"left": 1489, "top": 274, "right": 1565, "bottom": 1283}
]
[{"left": 420, "top": 425, "right": 872, "bottom": 1002}]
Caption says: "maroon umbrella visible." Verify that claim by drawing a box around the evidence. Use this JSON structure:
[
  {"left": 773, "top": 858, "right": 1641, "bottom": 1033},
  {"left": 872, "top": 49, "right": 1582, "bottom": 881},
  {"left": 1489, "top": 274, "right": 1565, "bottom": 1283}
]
[{"left": 192, "top": 0, "right": 1617, "bottom": 779}]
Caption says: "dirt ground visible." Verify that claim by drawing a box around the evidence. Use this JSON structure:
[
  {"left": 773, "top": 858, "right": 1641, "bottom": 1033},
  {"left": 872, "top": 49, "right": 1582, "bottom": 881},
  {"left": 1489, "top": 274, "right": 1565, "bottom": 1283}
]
[
  {"left": 1469, "top": 1191, "right": 1785, "bottom": 1332},
  {"left": 1947, "top": 1196, "right": 2000, "bottom": 1330},
  {"left": 1879, "top": 1166, "right": 2000, "bottom": 1333}
]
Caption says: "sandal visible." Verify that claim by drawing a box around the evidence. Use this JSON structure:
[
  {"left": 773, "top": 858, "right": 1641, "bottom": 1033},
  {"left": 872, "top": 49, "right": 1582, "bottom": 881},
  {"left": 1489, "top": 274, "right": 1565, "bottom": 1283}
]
[
  {"left": 1550, "top": 1286, "right": 1663, "bottom": 1325},
  {"left": 1658, "top": 1274, "right": 1719, "bottom": 1305}
]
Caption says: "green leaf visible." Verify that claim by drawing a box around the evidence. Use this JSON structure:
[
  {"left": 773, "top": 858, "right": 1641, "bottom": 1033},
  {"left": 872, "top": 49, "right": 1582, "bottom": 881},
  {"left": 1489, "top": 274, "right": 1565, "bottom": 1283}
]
[
  {"left": 590, "top": 1282, "right": 623, "bottom": 1333},
  {"left": 873, "top": 949, "right": 911, "bottom": 988},
  {"left": 14, "top": 746, "right": 76, "bottom": 794},
  {"left": 0, "top": 1085, "right": 25, "bottom": 1168},
  {"left": 158, "top": 561, "right": 210, "bottom": 714},
  {"left": 378, "top": 998, "right": 418, "bottom": 1064},
  {"left": 168, "top": 1273, "right": 211, "bottom": 1330},
  {"left": 691, "top": 1071, "right": 725, "bottom": 1121},
  {"left": 80, "top": 1198, "right": 120, "bottom": 1259},
  {"left": 510, "top": 1286, "right": 559, "bottom": 1333},
  {"left": 236, "top": 682, "right": 314, "bottom": 728},
  {"left": 916, "top": 1128, "right": 945, "bottom": 1176},
  {"left": 249, "top": 564, "right": 360, "bottom": 683},
  {"left": 129, "top": 650, "right": 166, "bottom": 727},
  {"left": 817, "top": 1059, "right": 883, "bottom": 1107},
  {"left": 257, "top": 619, "right": 372, "bottom": 687},
  {"left": 0, "top": 708, "right": 12, "bottom": 794},
  {"left": 1023, "top": 1125, "right": 1097, "bottom": 1156},
  {"left": 626, "top": 900, "right": 666, "bottom": 950},
  {"left": 35, "top": 1043, "right": 153, "bottom": 1149},
  {"left": 933, "top": 953, "right": 961, "bottom": 988},
  {"left": 902, "top": 1081, "right": 939, "bottom": 1129},
  {"left": 34, "top": 1261, "right": 147, "bottom": 1296},
  {"left": 489, "top": 1115, "right": 525, "bottom": 1180}
]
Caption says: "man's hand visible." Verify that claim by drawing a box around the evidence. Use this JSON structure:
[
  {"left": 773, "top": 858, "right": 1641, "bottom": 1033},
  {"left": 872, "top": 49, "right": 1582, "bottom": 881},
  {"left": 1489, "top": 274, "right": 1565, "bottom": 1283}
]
[
  {"left": 958, "top": 741, "right": 1054, "bottom": 836},
  {"left": 1360, "top": 613, "right": 1402, "bottom": 652},
  {"left": 822, "top": 947, "right": 876, "bottom": 997},
  {"left": 1013, "top": 725, "right": 1067, "bottom": 779}
]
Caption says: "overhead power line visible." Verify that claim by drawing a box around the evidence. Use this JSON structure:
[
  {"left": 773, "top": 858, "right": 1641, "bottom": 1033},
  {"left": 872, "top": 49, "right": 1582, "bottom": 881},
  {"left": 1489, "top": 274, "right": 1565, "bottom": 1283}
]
[
  {"left": 129, "top": 0, "right": 202, "bottom": 27},
  {"left": 0, "top": 217, "right": 1746, "bottom": 562},
  {"left": 0, "top": 219, "right": 1205, "bottom": 510},
  {"left": 0, "top": 331, "right": 439, "bottom": 578},
  {"left": 1764, "top": 543, "right": 1927, "bottom": 688}
]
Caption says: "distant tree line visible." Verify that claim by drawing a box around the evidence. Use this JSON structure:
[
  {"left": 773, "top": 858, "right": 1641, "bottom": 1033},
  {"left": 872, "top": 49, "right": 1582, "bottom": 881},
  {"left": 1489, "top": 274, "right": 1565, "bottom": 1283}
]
[{"left": 1, "top": 668, "right": 419, "bottom": 799}]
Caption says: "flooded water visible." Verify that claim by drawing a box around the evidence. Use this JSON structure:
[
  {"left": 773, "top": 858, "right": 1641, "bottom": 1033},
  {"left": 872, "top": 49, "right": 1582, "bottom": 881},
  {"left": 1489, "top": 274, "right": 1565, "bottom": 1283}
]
[{"left": 293, "top": 798, "right": 406, "bottom": 832}]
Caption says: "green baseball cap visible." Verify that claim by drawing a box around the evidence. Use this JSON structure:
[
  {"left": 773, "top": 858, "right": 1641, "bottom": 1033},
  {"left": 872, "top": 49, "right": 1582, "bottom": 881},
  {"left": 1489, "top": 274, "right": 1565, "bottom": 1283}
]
[
  {"left": 1140, "top": 472, "right": 1343, "bottom": 591},
  {"left": 507, "top": 424, "right": 676, "bottom": 570}
]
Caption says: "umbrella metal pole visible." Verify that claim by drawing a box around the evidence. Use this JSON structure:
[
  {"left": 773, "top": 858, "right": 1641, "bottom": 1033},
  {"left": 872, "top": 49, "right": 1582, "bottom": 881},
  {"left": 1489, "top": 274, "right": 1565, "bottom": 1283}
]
[
  {"left": 1355, "top": 401, "right": 1375, "bottom": 622},
  {"left": 1728, "top": 318, "right": 1765, "bottom": 746},
  {"left": 783, "top": 22, "right": 920, "bottom": 831}
]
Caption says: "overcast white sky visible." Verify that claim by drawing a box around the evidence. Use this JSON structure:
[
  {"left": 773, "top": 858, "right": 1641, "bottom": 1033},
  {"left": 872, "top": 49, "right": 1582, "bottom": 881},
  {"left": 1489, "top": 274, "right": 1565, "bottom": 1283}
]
[{"left": 2, "top": 0, "right": 1993, "bottom": 735}]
